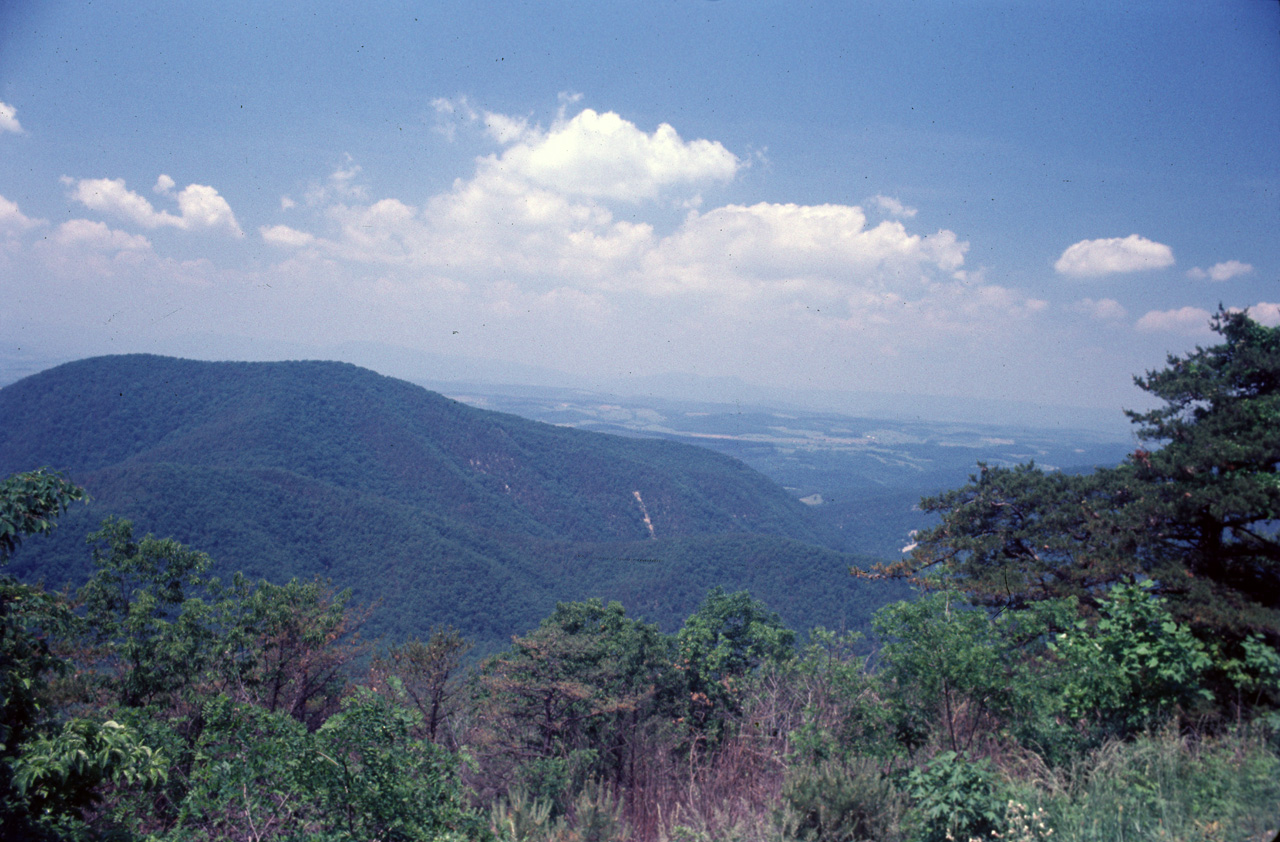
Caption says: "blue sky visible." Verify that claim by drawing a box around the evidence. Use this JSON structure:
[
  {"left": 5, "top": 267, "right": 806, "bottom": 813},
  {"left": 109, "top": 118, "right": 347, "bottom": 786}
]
[{"left": 1, "top": 1, "right": 1277, "bottom": 424}]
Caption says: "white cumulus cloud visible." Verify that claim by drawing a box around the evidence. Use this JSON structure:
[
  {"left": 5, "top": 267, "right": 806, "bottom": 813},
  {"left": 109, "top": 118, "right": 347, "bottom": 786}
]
[
  {"left": 65, "top": 175, "right": 243, "bottom": 236},
  {"left": 638, "top": 202, "right": 966, "bottom": 297},
  {"left": 1054, "top": 234, "right": 1174, "bottom": 277},
  {"left": 260, "top": 224, "right": 316, "bottom": 248},
  {"left": 1187, "top": 260, "right": 1253, "bottom": 282},
  {"left": 252, "top": 101, "right": 1065, "bottom": 363},
  {"left": 1135, "top": 306, "right": 1213, "bottom": 335},
  {"left": 1247, "top": 302, "right": 1280, "bottom": 327},
  {"left": 174, "top": 183, "right": 242, "bottom": 234},
  {"left": 487, "top": 107, "right": 741, "bottom": 202},
  {"left": 431, "top": 95, "right": 481, "bottom": 141},
  {"left": 277, "top": 183, "right": 976, "bottom": 313},
  {"left": 483, "top": 111, "right": 534, "bottom": 144},
  {"left": 260, "top": 107, "right": 979, "bottom": 319},
  {"left": 0, "top": 194, "right": 44, "bottom": 232},
  {"left": 0, "top": 102, "right": 22, "bottom": 134},
  {"left": 54, "top": 219, "right": 152, "bottom": 252}
]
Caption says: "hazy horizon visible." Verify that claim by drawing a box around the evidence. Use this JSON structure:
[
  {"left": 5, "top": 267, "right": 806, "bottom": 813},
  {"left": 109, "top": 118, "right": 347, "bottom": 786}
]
[
  {"left": 0, "top": 339, "right": 1140, "bottom": 436},
  {"left": 2, "top": 2, "right": 1276, "bottom": 428}
]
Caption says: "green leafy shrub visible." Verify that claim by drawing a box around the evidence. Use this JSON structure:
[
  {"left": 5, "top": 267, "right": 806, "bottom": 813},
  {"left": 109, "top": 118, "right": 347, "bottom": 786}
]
[
  {"left": 167, "top": 696, "right": 310, "bottom": 840},
  {"left": 676, "top": 587, "right": 796, "bottom": 749},
  {"left": 1050, "top": 581, "right": 1212, "bottom": 737},
  {"left": 872, "top": 593, "right": 1013, "bottom": 756},
  {"left": 301, "top": 687, "right": 489, "bottom": 841},
  {"left": 1221, "top": 633, "right": 1280, "bottom": 724},
  {"left": 898, "top": 751, "right": 1006, "bottom": 842},
  {"left": 783, "top": 628, "right": 892, "bottom": 765}
]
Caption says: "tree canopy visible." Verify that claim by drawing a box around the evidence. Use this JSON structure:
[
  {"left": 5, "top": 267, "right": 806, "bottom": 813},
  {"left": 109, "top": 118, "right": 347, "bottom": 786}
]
[
  {"left": 0, "top": 468, "right": 85, "bottom": 561},
  {"left": 0, "top": 462, "right": 1278, "bottom": 840},
  {"left": 880, "top": 308, "right": 1280, "bottom": 642}
]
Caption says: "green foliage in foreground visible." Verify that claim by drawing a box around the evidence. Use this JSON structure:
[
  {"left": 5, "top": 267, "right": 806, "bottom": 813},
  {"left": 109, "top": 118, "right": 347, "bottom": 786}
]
[
  {"left": 1049, "top": 581, "right": 1213, "bottom": 737},
  {"left": 0, "top": 468, "right": 86, "bottom": 561},
  {"left": 5, "top": 483, "right": 1272, "bottom": 841}
]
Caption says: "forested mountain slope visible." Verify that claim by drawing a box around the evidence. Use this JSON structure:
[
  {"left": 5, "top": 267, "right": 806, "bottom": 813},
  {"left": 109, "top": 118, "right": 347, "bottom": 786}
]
[{"left": 0, "top": 355, "right": 891, "bottom": 648}]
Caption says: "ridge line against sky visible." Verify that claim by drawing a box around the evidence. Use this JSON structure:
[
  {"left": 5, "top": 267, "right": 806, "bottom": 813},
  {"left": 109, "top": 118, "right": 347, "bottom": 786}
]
[{"left": 1, "top": 1, "right": 1277, "bottom": 421}]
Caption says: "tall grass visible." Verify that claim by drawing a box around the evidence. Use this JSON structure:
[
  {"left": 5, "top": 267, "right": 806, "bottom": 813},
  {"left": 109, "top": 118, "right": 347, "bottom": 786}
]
[
  {"left": 1021, "top": 729, "right": 1279, "bottom": 842},
  {"left": 488, "top": 726, "right": 1279, "bottom": 842}
]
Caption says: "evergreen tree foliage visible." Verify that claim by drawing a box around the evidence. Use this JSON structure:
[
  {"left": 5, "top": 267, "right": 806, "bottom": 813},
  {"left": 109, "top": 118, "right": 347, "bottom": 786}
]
[
  {"left": 471, "top": 599, "right": 672, "bottom": 808},
  {"left": 883, "top": 309, "right": 1280, "bottom": 643},
  {"left": 1124, "top": 307, "right": 1280, "bottom": 634}
]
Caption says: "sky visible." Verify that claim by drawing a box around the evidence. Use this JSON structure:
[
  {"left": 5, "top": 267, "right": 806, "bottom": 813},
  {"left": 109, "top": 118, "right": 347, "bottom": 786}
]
[{"left": 1, "top": 1, "right": 1277, "bottom": 427}]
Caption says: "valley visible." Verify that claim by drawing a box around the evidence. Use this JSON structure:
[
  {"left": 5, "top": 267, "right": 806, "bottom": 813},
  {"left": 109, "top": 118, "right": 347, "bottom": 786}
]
[{"left": 430, "top": 381, "right": 1135, "bottom": 557}]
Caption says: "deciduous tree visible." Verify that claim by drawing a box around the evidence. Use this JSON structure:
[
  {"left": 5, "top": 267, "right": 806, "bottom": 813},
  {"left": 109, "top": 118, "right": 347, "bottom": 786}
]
[
  {"left": 78, "top": 517, "right": 215, "bottom": 709},
  {"left": 0, "top": 468, "right": 85, "bottom": 561},
  {"left": 211, "top": 575, "right": 367, "bottom": 730},
  {"left": 675, "top": 587, "right": 795, "bottom": 747}
]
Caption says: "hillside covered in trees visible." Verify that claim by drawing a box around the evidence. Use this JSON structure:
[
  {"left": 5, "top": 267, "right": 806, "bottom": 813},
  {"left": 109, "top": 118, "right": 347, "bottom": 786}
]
[
  {"left": 0, "top": 309, "right": 1277, "bottom": 841},
  {"left": 0, "top": 354, "right": 890, "bottom": 648}
]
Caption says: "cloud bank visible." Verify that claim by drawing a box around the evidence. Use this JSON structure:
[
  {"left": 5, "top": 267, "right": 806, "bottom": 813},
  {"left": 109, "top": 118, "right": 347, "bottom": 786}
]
[
  {"left": 253, "top": 103, "right": 999, "bottom": 343},
  {"left": 1134, "top": 303, "right": 1280, "bottom": 335},
  {"left": 53, "top": 219, "right": 152, "bottom": 252},
  {"left": 1136, "top": 306, "right": 1213, "bottom": 335}
]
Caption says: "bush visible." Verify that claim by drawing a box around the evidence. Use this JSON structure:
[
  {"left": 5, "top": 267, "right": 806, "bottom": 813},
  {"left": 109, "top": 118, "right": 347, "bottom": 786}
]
[
  {"left": 898, "top": 751, "right": 1006, "bottom": 842},
  {"left": 1049, "top": 582, "right": 1213, "bottom": 739},
  {"left": 777, "top": 758, "right": 904, "bottom": 842}
]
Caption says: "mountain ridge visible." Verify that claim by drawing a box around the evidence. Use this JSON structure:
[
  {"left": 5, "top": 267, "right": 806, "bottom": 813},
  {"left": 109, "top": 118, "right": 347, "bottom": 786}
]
[{"left": 0, "top": 354, "right": 893, "bottom": 649}]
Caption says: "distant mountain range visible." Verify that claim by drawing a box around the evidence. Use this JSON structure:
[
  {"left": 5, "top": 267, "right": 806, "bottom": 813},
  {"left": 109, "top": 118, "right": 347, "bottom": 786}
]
[{"left": 0, "top": 355, "right": 899, "bottom": 650}]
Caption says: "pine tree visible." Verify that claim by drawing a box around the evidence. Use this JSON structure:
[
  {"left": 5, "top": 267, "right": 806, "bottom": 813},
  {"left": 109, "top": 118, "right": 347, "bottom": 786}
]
[{"left": 883, "top": 308, "right": 1280, "bottom": 641}]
